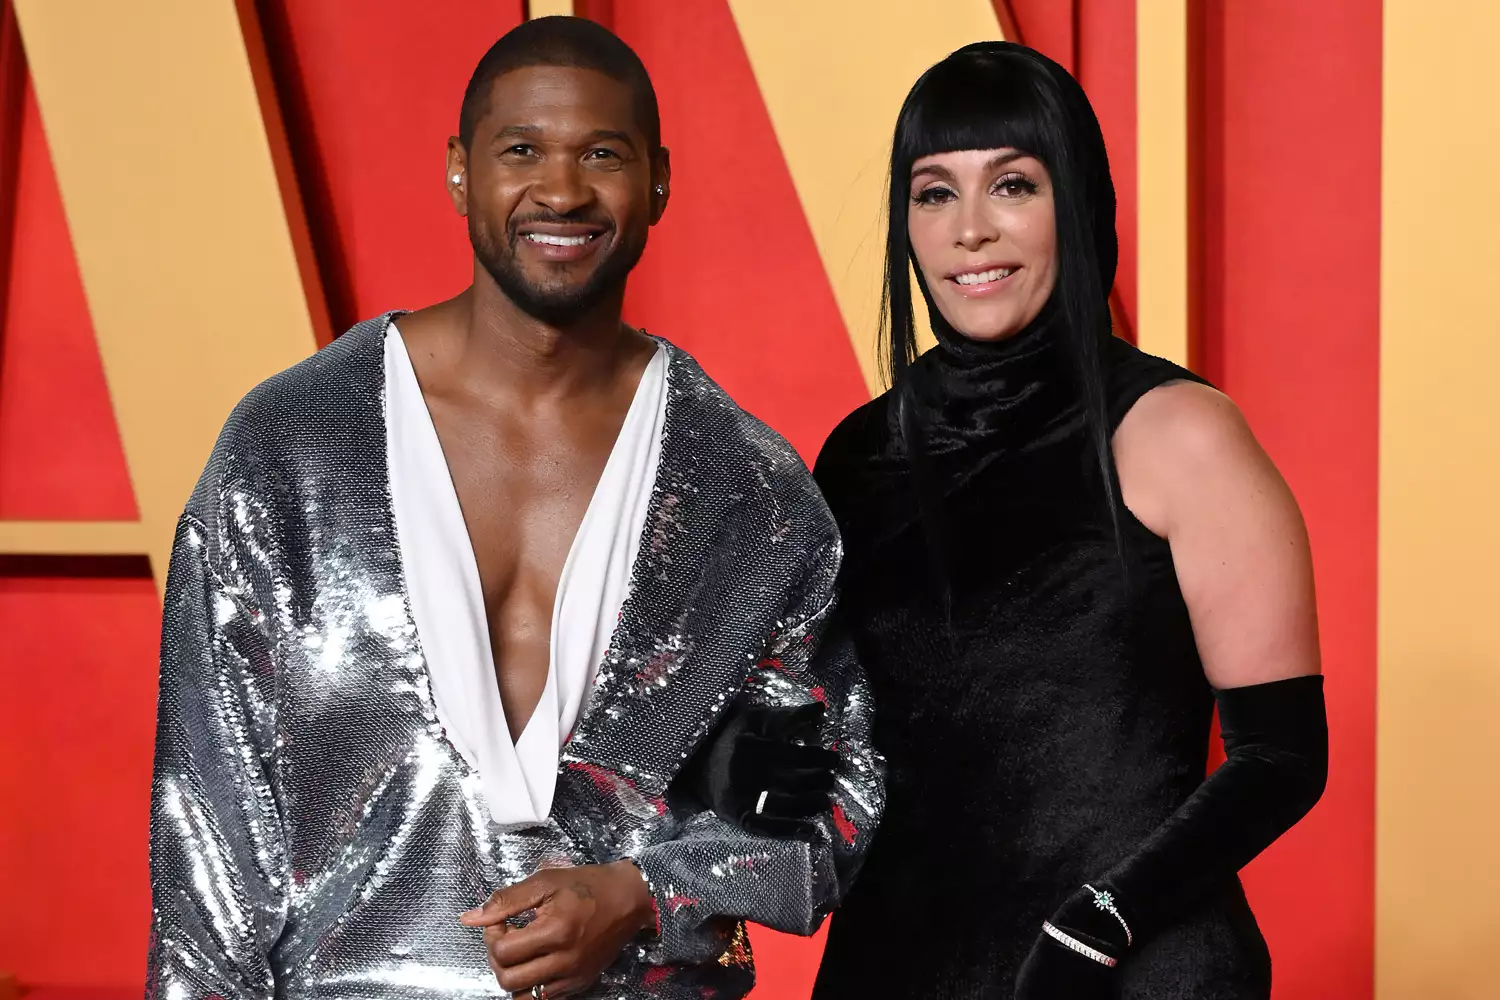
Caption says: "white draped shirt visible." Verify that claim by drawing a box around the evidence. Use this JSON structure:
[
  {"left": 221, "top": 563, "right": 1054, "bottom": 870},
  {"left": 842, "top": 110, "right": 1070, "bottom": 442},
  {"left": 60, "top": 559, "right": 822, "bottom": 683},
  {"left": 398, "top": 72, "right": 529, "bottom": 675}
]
[{"left": 384, "top": 321, "right": 668, "bottom": 825}]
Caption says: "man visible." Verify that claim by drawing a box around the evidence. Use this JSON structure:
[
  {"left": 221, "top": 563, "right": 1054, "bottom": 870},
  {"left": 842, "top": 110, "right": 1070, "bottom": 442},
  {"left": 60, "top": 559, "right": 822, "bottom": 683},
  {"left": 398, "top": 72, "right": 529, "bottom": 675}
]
[{"left": 146, "top": 17, "right": 881, "bottom": 1000}]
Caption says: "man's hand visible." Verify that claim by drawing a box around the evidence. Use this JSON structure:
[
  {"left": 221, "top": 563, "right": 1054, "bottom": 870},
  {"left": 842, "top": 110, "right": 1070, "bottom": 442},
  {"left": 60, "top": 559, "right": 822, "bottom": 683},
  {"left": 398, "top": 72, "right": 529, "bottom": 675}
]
[{"left": 459, "top": 860, "right": 656, "bottom": 998}]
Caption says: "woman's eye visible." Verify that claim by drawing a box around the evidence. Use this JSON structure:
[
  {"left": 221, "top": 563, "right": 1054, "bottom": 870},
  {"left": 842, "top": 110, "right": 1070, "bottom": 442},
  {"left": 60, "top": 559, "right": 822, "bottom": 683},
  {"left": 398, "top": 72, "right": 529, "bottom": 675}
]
[
  {"left": 995, "top": 174, "right": 1039, "bottom": 197},
  {"left": 914, "top": 187, "right": 955, "bottom": 205}
]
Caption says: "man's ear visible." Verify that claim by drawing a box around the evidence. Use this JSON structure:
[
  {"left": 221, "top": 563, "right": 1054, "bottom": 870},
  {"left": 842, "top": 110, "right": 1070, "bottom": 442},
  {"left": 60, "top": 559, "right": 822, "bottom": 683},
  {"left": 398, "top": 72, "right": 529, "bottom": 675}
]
[
  {"left": 446, "top": 136, "right": 468, "bottom": 217},
  {"left": 649, "top": 146, "right": 672, "bottom": 225}
]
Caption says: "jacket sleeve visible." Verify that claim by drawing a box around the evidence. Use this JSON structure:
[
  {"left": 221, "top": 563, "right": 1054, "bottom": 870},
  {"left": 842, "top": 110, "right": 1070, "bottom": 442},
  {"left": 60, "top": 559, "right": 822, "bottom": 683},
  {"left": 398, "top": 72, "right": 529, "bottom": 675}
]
[
  {"left": 632, "top": 541, "right": 886, "bottom": 965},
  {"left": 145, "top": 513, "right": 288, "bottom": 1000}
]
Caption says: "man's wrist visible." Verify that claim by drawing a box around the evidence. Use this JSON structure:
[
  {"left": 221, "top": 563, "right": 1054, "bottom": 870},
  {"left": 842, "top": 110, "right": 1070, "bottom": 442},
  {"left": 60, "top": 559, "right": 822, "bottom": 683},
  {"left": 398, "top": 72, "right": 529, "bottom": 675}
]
[{"left": 609, "top": 859, "right": 658, "bottom": 933}]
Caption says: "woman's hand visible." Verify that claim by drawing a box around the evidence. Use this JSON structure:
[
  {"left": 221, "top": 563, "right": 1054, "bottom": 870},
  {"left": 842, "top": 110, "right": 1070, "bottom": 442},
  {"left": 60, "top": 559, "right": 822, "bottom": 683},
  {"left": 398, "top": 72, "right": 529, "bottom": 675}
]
[
  {"left": 1014, "top": 886, "right": 1127, "bottom": 1000},
  {"left": 696, "top": 700, "right": 839, "bottom": 837},
  {"left": 459, "top": 860, "right": 656, "bottom": 998},
  {"left": 1013, "top": 929, "right": 1117, "bottom": 999}
]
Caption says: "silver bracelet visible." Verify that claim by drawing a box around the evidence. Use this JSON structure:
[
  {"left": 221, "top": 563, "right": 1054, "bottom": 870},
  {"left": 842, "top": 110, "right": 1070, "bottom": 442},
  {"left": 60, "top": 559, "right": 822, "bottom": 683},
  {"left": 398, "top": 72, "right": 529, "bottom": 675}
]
[
  {"left": 1042, "top": 921, "right": 1119, "bottom": 968},
  {"left": 1083, "top": 884, "right": 1133, "bottom": 947}
]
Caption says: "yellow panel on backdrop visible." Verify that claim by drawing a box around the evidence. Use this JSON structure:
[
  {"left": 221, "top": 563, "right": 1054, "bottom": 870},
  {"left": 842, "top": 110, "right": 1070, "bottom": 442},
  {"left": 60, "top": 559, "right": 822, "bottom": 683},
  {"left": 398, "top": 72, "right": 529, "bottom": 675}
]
[
  {"left": 1136, "top": 0, "right": 1190, "bottom": 368},
  {"left": 13, "top": 0, "right": 323, "bottom": 589},
  {"left": 1378, "top": 3, "right": 1500, "bottom": 997},
  {"left": 0, "top": 521, "right": 146, "bottom": 556},
  {"left": 728, "top": 0, "right": 1005, "bottom": 395},
  {"left": 528, "top": 0, "right": 574, "bottom": 18}
]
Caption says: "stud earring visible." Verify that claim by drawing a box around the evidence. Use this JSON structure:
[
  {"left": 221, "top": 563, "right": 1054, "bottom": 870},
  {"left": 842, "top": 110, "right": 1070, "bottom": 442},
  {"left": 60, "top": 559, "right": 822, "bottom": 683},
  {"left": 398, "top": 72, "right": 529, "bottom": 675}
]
[
  {"left": 452, "top": 174, "right": 462, "bottom": 184},
  {"left": 655, "top": 184, "right": 666, "bottom": 195}
]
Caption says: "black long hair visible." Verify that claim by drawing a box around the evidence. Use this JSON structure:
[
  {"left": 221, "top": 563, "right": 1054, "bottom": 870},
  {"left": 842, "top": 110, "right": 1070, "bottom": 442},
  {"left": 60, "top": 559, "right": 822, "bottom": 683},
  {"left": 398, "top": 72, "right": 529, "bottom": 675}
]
[{"left": 882, "top": 42, "right": 1124, "bottom": 566}]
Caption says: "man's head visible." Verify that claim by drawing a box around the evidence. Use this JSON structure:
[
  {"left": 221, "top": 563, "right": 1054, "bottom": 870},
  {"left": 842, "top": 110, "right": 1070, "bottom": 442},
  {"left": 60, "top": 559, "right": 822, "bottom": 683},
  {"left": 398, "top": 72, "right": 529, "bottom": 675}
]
[{"left": 447, "top": 17, "right": 669, "bottom": 325}]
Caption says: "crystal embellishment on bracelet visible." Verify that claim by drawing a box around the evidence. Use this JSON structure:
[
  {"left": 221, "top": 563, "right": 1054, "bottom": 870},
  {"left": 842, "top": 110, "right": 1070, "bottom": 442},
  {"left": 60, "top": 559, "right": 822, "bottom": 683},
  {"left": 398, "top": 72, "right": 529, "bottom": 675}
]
[
  {"left": 1084, "top": 884, "right": 1133, "bottom": 947},
  {"left": 1042, "top": 921, "right": 1119, "bottom": 968}
]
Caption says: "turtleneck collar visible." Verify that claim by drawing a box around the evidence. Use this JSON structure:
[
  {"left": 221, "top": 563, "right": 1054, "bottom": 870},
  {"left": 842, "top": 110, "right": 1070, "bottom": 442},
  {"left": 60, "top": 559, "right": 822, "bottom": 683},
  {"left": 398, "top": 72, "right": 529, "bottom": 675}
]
[
  {"left": 908, "top": 296, "right": 1078, "bottom": 464},
  {"left": 929, "top": 294, "right": 1064, "bottom": 370},
  {"left": 817, "top": 295, "right": 1100, "bottom": 562}
]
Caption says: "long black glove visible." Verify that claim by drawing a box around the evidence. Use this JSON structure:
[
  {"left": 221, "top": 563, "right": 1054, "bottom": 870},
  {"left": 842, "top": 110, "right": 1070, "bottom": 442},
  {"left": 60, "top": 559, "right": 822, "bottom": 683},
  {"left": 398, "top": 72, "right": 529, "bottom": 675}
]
[
  {"left": 1015, "top": 674, "right": 1329, "bottom": 998},
  {"left": 684, "top": 700, "right": 839, "bottom": 838}
]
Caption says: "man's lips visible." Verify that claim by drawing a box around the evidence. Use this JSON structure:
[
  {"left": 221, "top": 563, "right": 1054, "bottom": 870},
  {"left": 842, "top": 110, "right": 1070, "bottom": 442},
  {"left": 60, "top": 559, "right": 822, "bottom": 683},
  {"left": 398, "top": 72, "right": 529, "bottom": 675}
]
[
  {"left": 517, "top": 222, "right": 606, "bottom": 244},
  {"left": 514, "top": 223, "right": 608, "bottom": 261}
]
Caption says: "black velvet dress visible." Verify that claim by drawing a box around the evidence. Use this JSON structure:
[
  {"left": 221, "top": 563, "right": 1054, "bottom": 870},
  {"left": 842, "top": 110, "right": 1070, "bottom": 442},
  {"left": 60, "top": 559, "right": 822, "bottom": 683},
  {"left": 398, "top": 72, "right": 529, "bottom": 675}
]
[{"left": 810, "top": 315, "right": 1272, "bottom": 999}]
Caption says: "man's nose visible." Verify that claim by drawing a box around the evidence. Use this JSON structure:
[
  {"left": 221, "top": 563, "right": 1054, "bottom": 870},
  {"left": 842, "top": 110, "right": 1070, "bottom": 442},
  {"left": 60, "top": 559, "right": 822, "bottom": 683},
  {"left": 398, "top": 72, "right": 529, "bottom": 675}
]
[{"left": 530, "top": 158, "right": 593, "bottom": 216}]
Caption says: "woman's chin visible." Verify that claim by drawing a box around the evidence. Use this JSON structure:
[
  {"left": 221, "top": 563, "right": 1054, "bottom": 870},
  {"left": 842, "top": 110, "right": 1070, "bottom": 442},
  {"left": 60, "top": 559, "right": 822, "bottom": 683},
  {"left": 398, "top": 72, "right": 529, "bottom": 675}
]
[
  {"left": 938, "top": 315, "right": 1029, "bottom": 344},
  {"left": 956, "top": 327, "right": 1024, "bottom": 343},
  {"left": 934, "top": 300, "right": 1040, "bottom": 344}
]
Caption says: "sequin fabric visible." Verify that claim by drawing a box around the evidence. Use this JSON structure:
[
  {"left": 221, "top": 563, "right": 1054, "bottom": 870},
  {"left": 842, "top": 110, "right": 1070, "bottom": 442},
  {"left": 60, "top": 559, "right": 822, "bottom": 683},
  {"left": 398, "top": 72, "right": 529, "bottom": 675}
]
[{"left": 146, "top": 315, "right": 885, "bottom": 1000}]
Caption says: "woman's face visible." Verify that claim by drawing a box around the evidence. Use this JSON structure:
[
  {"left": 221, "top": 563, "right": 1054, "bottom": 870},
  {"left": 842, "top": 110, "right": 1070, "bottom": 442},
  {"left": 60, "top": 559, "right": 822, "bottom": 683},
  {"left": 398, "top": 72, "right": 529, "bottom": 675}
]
[{"left": 906, "top": 147, "right": 1057, "bottom": 342}]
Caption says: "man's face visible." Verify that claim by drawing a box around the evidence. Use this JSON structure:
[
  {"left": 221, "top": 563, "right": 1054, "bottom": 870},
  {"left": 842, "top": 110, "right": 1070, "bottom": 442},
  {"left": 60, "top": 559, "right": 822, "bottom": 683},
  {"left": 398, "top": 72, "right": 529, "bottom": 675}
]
[{"left": 448, "top": 65, "right": 666, "bottom": 325}]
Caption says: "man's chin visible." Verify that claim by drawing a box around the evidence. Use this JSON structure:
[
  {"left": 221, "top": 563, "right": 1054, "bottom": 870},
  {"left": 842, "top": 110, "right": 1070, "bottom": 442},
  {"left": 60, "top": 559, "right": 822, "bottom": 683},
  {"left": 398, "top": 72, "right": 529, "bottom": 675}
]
[
  {"left": 507, "top": 284, "right": 614, "bottom": 325},
  {"left": 483, "top": 262, "right": 603, "bottom": 321},
  {"left": 519, "top": 269, "right": 604, "bottom": 301},
  {"left": 479, "top": 236, "right": 643, "bottom": 325}
]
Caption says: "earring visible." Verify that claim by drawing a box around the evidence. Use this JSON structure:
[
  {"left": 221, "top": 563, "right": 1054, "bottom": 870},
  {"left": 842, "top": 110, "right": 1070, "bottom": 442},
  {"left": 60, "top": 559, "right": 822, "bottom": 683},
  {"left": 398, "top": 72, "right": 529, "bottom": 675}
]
[
  {"left": 655, "top": 184, "right": 666, "bottom": 195},
  {"left": 452, "top": 174, "right": 462, "bottom": 184}
]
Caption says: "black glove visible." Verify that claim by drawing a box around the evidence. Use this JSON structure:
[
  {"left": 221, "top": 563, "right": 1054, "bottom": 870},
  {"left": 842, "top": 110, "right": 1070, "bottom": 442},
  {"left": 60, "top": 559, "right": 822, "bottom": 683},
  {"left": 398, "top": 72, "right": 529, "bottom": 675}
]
[
  {"left": 1016, "top": 674, "right": 1327, "bottom": 998},
  {"left": 1014, "top": 886, "right": 1125, "bottom": 999},
  {"left": 690, "top": 700, "right": 838, "bottom": 837},
  {"left": 1099, "top": 675, "right": 1327, "bottom": 943}
]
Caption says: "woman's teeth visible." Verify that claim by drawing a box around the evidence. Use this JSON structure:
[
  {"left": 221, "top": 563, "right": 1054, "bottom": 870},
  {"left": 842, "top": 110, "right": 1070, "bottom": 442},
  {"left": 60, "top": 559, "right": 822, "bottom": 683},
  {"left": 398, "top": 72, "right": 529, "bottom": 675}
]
[
  {"left": 525, "top": 233, "right": 594, "bottom": 246},
  {"left": 955, "top": 267, "right": 1015, "bottom": 285}
]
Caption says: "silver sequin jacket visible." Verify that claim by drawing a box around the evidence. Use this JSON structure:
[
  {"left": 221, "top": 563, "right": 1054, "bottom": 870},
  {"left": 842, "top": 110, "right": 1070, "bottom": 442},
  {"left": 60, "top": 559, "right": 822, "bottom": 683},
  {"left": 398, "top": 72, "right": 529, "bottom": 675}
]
[{"left": 146, "top": 315, "right": 884, "bottom": 1000}]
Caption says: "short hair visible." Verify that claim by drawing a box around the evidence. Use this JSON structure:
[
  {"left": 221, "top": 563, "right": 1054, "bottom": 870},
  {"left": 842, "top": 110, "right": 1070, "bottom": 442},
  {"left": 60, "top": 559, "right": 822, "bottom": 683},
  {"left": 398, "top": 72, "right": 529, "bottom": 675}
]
[{"left": 458, "top": 16, "right": 661, "bottom": 151}]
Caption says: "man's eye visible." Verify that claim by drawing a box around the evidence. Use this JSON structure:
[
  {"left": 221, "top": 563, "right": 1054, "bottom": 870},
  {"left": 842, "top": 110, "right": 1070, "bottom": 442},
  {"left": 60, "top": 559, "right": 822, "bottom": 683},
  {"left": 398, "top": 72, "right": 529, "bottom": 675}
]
[{"left": 587, "top": 148, "right": 619, "bottom": 160}]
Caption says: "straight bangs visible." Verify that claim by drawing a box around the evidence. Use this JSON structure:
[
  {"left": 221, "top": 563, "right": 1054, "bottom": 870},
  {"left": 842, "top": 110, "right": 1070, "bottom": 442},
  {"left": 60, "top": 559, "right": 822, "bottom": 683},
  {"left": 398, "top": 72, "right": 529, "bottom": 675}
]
[{"left": 893, "top": 57, "right": 1060, "bottom": 183}]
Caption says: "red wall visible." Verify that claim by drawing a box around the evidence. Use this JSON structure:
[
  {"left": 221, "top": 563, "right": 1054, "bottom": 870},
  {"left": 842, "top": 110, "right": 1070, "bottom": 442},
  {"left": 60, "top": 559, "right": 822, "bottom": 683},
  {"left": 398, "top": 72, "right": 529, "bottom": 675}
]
[
  {"left": 0, "top": 69, "right": 158, "bottom": 987},
  {"left": 0, "top": 2, "right": 1377, "bottom": 996},
  {"left": 612, "top": 0, "right": 869, "bottom": 461},
  {"left": 0, "top": 81, "right": 132, "bottom": 521},
  {"left": 253, "top": 0, "right": 527, "bottom": 329},
  {"left": 1199, "top": 3, "right": 1379, "bottom": 995}
]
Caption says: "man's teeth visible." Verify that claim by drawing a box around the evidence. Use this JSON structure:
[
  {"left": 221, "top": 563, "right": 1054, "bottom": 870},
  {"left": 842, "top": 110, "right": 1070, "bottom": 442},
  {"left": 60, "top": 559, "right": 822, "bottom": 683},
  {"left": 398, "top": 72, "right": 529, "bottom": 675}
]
[
  {"left": 955, "top": 267, "right": 1015, "bottom": 285},
  {"left": 525, "top": 233, "right": 594, "bottom": 246}
]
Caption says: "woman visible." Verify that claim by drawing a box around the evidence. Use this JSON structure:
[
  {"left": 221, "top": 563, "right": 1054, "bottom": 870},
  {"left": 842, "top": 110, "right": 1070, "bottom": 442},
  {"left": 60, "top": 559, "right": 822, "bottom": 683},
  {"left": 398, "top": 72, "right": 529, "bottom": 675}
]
[{"left": 810, "top": 43, "right": 1328, "bottom": 999}]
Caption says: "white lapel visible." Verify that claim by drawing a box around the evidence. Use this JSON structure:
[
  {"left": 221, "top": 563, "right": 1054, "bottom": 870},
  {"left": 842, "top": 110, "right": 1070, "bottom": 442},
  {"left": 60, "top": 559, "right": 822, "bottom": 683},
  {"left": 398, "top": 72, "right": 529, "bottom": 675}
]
[{"left": 385, "top": 322, "right": 668, "bottom": 826}]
